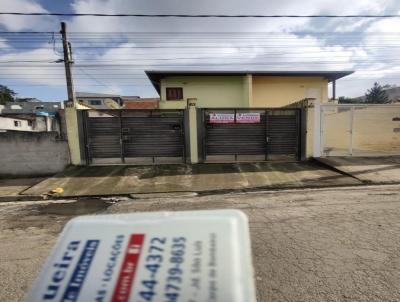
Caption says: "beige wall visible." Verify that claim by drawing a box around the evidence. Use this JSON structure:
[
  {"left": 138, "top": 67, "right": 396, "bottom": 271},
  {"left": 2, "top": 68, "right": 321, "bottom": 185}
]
[
  {"left": 65, "top": 107, "right": 82, "bottom": 165},
  {"left": 321, "top": 105, "right": 400, "bottom": 156},
  {"left": 159, "top": 76, "right": 250, "bottom": 109},
  {"left": 252, "top": 76, "right": 329, "bottom": 108},
  {"left": 159, "top": 75, "right": 329, "bottom": 109}
]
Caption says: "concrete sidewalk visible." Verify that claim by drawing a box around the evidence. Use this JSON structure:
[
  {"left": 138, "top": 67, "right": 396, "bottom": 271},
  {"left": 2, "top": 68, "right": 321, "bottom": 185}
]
[
  {"left": 21, "top": 162, "right": 361, "bottom": 197},
  {"left": 315, "top": 156, "right": 400, "bottom": 184},
  {"left": 0, "top": 178, "right": 44, "bottom": 197}
]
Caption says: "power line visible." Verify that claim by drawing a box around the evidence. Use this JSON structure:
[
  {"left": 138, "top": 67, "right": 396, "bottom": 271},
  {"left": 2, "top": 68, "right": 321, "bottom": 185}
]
[
  {"left": 76, "top": 67, "right": 122, "bottom": 93},
  {"left": 1, "top": 12, "right": 400, "bottom": 18}
]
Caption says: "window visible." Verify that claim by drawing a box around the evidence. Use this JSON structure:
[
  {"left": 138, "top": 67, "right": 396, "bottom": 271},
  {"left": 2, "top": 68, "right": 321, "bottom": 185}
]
[
  {"left": 166, "top": 87, "right": 183, "bottom": 100},
  {"left": 28, "top": 120, "right": 33, "bottom": 126},
  {"left": 89, "top": 100, "right": 102, "bottom": 106},
  {"left": 35, "top": 105, "right": 44, "bottom": 110},
  {"left": 14, "top": 120, "right": 21, "bottom": 127}
]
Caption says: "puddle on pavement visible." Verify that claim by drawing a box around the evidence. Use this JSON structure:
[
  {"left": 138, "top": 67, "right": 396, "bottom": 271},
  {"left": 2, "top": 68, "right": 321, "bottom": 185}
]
[
  {"left": 33, "top": 199, "right": 115, "bottom": 216},
  {"left": 3, "top": 199, "right": 119, "bottom": 231}
]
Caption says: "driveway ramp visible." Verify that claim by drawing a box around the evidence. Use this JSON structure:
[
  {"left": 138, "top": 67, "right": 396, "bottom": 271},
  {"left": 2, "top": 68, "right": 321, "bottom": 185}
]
[{"left": 315, "top": 156, "right": 400, "bottom": 184}]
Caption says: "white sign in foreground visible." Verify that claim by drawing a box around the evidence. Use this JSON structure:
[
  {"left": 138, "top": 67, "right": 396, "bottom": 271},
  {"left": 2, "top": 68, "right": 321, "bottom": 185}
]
[{"left": 27, "top": 210, "right": 256, "bottom": 302}]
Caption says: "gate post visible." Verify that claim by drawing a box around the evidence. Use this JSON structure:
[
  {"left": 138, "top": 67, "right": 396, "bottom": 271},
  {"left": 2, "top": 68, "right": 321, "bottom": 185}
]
[
  {"left": 65, "top": 106, "right": 83, "bottom": 165},
  {"left": 188, "top": 98, "right": 199, "bottom": 163},
  {"left": 349, "top": 106, "right": 355, "bottom": 156},
  {"left": 313, "top": 102, "right": 322, "bottom": 157}
]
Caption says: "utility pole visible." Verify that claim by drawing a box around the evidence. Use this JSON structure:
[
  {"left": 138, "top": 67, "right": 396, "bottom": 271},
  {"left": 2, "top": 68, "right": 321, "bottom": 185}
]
[{"left": 60, "top": 22, "right": 76, "bottom": 106}]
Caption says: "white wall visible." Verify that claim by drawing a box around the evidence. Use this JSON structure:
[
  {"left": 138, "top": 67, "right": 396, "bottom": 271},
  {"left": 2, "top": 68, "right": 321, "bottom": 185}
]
[{"left": 0, "top": 116, "right": 33, "bottom": 131}]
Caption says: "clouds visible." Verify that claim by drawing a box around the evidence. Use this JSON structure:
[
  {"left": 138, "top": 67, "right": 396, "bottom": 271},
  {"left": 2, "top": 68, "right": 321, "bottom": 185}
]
[
  {"left": 1, "top": 0, "right": 400, "bottom": 100},
  {"left": 0, "top": 0, "right": 58, "bottom": 31}
]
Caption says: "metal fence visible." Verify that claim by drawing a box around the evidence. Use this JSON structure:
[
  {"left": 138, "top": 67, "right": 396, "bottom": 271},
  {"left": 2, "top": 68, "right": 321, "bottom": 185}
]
[{"left": 319, "top": 104, "right": 400, "bottom": 156}]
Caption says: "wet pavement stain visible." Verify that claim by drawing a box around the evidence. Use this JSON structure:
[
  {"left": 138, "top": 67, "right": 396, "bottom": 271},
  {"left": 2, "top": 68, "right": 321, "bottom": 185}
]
[
  {"left": 32, "top": 199, "right": 116, "bottom": 216},
  {"left": 2, "top": 199, "right": 118, "bottom": 230}
]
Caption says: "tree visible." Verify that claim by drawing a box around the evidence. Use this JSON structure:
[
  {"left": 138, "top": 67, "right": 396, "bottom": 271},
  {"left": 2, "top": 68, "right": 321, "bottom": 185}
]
[
  {"left": 365, "top": 82, "right": 389, "bottom": 104},
  {"left": 338, "top": 96, "right": 357, "bottom": 104},
  {"left": 0, "top": 85, "right": 16, "bottom": 105}
]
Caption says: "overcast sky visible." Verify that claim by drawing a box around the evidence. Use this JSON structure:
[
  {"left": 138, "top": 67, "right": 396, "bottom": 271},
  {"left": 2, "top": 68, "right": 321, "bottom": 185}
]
[{"left": 0, "top": 0, "right": 400, "bottom": 101}]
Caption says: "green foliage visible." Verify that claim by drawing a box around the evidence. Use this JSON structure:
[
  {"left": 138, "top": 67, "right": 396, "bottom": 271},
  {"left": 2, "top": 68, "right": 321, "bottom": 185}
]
[
  {"left": 365, "top": 82, "right": 389, "bottom": 104},
  {"left": 0, "top": 85, "right": 16, "bottom": 105},
  {"left": 338, "top": 96, "right": 357, "bottom": 104}
]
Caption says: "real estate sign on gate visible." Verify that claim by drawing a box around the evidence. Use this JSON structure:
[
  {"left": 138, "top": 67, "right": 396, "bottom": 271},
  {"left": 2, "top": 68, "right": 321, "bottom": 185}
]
[
  {"left": 209, "top": 113, "right": 235, "bottom": 123},
  {"left": 209, "top": 112, "right": 261, "bottom": 124},
  {"left": 236, "top": 113, "right": 261, "bottom": 123}
]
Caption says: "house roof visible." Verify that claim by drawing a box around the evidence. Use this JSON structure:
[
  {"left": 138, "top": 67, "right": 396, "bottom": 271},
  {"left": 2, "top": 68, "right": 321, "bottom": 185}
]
[
  {"left": 76, "top": 92, "right": 121, "bottom": 98},
  {"left": 1, "top": 101, "right": 61, "bottom": 115},
  {"left": 145, "top": 70, "right": 354, "bottom": 93}
]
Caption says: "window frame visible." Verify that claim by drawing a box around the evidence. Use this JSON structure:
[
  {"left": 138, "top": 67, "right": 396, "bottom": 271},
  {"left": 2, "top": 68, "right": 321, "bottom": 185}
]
[
  {"left": 88, "top": 99, "right": 102, "bottom": 106},
  {"left": 166, "top": 87, "right": 184, "bottom": 101}
]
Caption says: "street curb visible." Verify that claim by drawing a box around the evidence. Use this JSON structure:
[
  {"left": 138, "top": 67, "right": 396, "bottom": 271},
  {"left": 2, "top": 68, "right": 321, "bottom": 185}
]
[
  {"left": 0, "top": 195, "right": 45, "bottom": 202},
  {"left": 2, "top": 182, "right": 400, "bottom": 203}
]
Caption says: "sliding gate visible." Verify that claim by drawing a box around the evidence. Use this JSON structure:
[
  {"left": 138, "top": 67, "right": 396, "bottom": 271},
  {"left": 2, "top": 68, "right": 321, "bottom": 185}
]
[
  {"left": 202, "top": 108, "right": 301, "bottom": 161},
  {"left": 84, "top": 109, "right": 186, "bottom": 164}
]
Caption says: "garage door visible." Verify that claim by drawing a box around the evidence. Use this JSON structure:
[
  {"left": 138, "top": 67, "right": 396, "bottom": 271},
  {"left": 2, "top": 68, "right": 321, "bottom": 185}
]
[
  {"left": 203, "top": 109, "right": 300, "bottom": 161},
  {"left": 84, "top": 109, "right": 186, "bottom": 164}
]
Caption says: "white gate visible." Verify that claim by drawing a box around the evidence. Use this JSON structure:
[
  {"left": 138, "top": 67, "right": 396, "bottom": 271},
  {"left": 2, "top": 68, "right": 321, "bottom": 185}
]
[{"left": 314, "top": 104, "right": 400, "bottom": 157}]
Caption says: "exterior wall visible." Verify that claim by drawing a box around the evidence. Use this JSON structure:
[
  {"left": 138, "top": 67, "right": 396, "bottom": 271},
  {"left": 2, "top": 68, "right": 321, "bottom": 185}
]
[
  {"left": 34, "top": 116, "right": 48, "bottom": 131},
  {"left": 318, "top": 104, "right": 400, "bottom": 156},
  {"left": 159, "top": 76, "right": 250, "bottom": 109},
  {"left": 0, "top": 131, "right": 70, "bottom": 177},
  {"left": 252, "top": 76, "right": 329, "bottom": 108},
  {"left": 78, "top": 98, "right": 122, "bottom": 109},
  {"left": 123, "top": 100, "right": 159, "bottom": 109},
  {"left": 65, "top": 107, "right": 82, "bottom": 165},
  {"left": 158, "top": 75, "right": 329, "bottom": 109},
  {"left": 0, "top": 116, "right": 33, "bottom": 131}
]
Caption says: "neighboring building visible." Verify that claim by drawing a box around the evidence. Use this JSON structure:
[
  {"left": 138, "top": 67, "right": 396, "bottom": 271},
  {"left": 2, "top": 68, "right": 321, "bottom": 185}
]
[
  {"left": 76, "top": 92, "right": 125, "bottom": 109},
  {"left": 122, "top": 97, "right": 159, "bottom": 109},
  {"left": 0, "top": 116, "right": 35, "bottom": 132},
  {"left": 66, "top": 70, "right": 353, "bottom": 166},
  {"left": 0, "top": 101, "right": 63, "bottom": 133},
  {"left": 76, "top": 92, "right": 159, "bottom": 109},
  {"left": 1, "top": 101, "right": 61, "bottom": 114}
]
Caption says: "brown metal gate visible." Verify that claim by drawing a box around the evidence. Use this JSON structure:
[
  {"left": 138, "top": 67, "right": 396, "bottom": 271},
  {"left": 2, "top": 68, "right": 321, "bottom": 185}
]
[
  {"left": 203, "top": 108, "right": 301, "bottom": 161},
  {"left": 84, "top": 109, "right": 186, "bottom": 165}
]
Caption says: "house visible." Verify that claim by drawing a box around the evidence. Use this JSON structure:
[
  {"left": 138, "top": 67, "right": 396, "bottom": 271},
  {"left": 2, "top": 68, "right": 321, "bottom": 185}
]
[
  {"left": 122, "top": 97, "right": 159, "bottom": 109},
  {"left": 0, "top": 101, "right": 63, "bottom": 133},
  {"left": 65, "top": 70, "right": 353, "bottom": 165},
  {"left": 75, "top": 92, "right": 159, "bottom": 109},
  {"left": 0, "top": 116, "right": 35, "bottom": 132},
  {"left": 75, "top": 92, "right": 124, "bottom": 109}
]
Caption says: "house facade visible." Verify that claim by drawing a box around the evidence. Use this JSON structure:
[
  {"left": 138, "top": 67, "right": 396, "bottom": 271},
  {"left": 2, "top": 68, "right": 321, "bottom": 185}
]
[
  {"left": 147, "top": 71, "right": 352, "bottom": 108},
  {"left": 0, "top": 101, "right": 63, "bottom": 134},
  {"left": 76, "top": 92, "right": 125, "bottom": 109},
  {"left": 0, "top": 116, "right": 34, "bottom": 132},
  {"left": 66, "top": 70, "right": 353, "bottom": 165}
]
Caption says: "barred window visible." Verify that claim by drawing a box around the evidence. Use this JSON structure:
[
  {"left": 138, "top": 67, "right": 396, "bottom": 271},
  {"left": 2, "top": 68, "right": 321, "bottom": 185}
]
[{"left": 166, "top": 87, "right": 183, "bottom": 100}]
